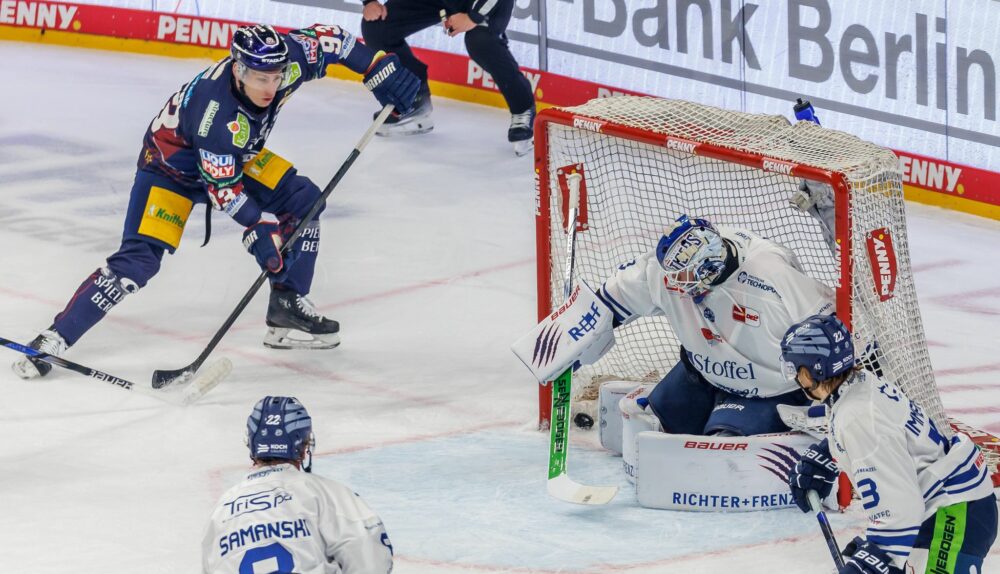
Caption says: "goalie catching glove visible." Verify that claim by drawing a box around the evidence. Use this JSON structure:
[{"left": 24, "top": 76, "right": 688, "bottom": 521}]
[{"left": 511, "top": 283, "right": 615, "bottom": 383}]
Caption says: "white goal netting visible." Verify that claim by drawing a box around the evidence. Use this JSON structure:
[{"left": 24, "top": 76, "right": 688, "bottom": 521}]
[{"left": 535, "top": 96, "right": 945, "bottom": 437}]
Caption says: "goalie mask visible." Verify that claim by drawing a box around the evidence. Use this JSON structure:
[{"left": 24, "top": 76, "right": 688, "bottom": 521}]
[
  {"left": 656, "top": 216, "right": 726, "bottom": 300},
  {"left": 246, "top": 396, "right": 315, "bottom": 472},
  {"left": 780, "top": 314, "right": 855, "bottom": 398}
]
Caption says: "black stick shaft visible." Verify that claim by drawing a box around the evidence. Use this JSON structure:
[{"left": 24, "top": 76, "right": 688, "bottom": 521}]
[
  {"left": 1, "top": 336, "right": 136, "bottom": 391},
  {"left": 809, "top": 490, "right": 846, "bottom": 569}
]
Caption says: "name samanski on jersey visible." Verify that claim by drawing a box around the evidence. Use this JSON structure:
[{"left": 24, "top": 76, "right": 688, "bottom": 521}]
[
  {"left": 827, "top": 370, "right": 993, "bottom": 568},
  {"left": 597, "top": 226, "right": 834, "bottom": 398},
  {"left": 139, "top": 25, "right": 370, "bottom": 227},
  {"left": 203, "top": 464, "right": 393, "bottom": 574}
]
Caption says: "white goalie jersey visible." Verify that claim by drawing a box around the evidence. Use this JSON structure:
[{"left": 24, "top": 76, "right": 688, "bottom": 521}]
[
  {"left": 597, "top": 226, "right": 834, "bottom": 398},
  {"left": 828, "top": 370, "right": 994, "bottom": 568},
  {"left": 202, "top": 464, "right": 393, "bottom": 574}
]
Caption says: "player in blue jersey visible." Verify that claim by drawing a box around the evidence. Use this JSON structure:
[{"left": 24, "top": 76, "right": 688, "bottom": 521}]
[
  {"left": 782, "top": 315, "right": 997, "bottom": 574},
  {"left": 13, "top": 24, "right": 419, "bottom": 379}
]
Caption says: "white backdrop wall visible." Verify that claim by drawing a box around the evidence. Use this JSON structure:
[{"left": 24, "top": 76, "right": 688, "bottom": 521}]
[{"left": 63, "top": 0, "right": 1000, "bottom": 173}]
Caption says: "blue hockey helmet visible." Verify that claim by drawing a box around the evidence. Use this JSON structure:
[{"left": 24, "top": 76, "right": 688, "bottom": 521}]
[
  {"left": 656, "top": 215, "right": 726, "bottom": 299},
  {"left": 780, "top": 314, "right": 855, "bottom": 384},
  {"left": 246, "top": 396, "right": 314, "bottom": 465},
  {"left": 231, "top": 25, "right": 289, "bottom": 72}
]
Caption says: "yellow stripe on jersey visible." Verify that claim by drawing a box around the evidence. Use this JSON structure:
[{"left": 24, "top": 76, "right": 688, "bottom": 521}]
[
  {"left": 138, "top": 186, "right": 193, "bottom": 249},
  {"left": 244, "top": 149, "right": 293, "bottom": 191}
]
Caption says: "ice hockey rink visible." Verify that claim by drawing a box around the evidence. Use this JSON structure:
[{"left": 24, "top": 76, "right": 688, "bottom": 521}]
[{"left": 2, "top": 41, "right": 999, "bottom": 573}]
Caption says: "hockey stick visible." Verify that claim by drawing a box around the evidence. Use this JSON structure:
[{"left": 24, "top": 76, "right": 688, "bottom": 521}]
[
  {"left": 808, "top": 490, "right": 846, "bottom": 570},
  {"left": 546, "top": 172, "right": 618, "bottom": 505},
  {"left": 1, "top": 336, "right": 231, "bottom": 405},
  {"left": 151, "top": 104, "right": 396, "bottom": 389}
]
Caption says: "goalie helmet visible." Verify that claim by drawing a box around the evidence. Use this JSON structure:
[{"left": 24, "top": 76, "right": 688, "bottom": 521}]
[
  {"left": 655, "top": 215, "right": 726, "bottom": 299},
  {"left": 780, "top": 314, "right": 855, "bottom": 383},
  {"left": 231, "top": 24, "right": 289, "bottom": 73},
  {"left": 246, "top": 396, "right": 314, "bottom": 468}
]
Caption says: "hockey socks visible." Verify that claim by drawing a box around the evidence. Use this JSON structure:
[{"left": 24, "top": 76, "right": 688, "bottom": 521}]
[{"left": 52, "top": 267, "right": 137, "bottom": 346}]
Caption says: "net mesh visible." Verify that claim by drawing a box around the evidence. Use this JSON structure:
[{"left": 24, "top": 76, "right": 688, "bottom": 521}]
[{"left": 538, "top": 96, "right": 946, "bottom": 434}]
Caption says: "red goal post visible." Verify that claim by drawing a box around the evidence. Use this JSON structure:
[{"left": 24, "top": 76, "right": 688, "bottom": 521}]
[{"left": 533, "top": 96, "right": 999, "bottom": 486}]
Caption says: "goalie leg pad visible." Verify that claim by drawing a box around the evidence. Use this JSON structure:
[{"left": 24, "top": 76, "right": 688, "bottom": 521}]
[
  {"left": 635, "top": 431, "right": 820, "bottom": 511},
  {"left": 597, "top": 381, "right": 642, "bottom": 454},
  {"left": 621, "top": 409, "right": 659, "bottom": 485},
  {"left": 703, "top": 388, "right": 812, "bottom": 437}
]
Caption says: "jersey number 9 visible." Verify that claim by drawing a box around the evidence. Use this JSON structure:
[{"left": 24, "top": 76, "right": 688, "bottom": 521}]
[{"left": 239, "top": 542, "right": 295, "bottom": 574}]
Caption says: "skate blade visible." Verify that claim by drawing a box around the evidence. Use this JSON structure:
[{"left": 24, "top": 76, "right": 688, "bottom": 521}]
[
  {"left": 512, "top": 139, "right": 534, "bottom": 157},
  {"left": 376, "top": 116, "right": 434, "bottom": 137},
  {"left": 264, "top": 327, "right": 341, "bottom": 350}
]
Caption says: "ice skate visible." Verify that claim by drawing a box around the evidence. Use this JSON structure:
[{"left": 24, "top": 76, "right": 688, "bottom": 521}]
[
  {"left": 264, "top": 289, "right": 341, "bottom": 350},
  {"left": 508, "top": 107, "right": 535, "bottom": 157},
  {"left": 376, "top": 85, "right": 433, "bottom": 136},
  {"left": 11, "top": 329, "right": 69, "bottom": 379}
]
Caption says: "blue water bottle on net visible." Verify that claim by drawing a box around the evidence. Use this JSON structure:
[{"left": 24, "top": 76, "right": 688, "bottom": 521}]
[{"left": 793, "top": 98, "right": 820, "bottom": 125}]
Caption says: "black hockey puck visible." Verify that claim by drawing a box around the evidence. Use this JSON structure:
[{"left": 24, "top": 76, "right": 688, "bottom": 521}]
[{"left": 574, "top": 412, "right": 594, "bottom": 429}]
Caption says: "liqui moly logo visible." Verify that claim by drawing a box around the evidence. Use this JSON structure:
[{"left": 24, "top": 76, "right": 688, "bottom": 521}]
[
  {"left": 762, "top": 159, "right": 796, "bottom": 175},
  {"left": 666, "top": 137, "right": 698, "bottom": 154},
  {"left": 865, "top": 228, "right": 898, "bottom": 302},
  {"left": 573, "top": 117, "right": 605, "bottom": 133}
]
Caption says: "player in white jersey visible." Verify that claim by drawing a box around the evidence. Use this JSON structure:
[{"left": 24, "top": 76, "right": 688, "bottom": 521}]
[
  {"left": 202, "top": 396, "right": 393, "bottom": 574},
  {"left": 782, "top": 315, "right": 997, "bottom": 574},
  {"left": 597, "top": 215, "right": 835, "bottom": 436}
]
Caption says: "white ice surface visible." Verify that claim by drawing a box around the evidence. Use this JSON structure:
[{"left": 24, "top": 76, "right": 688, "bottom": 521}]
[{"left": 1, "top": 41, "right": 998, "bottom": 574}]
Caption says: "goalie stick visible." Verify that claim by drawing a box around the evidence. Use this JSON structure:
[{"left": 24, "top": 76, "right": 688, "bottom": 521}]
[
  {"left": 151, "top": 104, "right": 395, "bottom": 389},
  {"left": 1, "top": 336, "right": 230, "bottom": 405},
  {"left": 546, "top": 172, "right": 618, "bottom": 505},
  {"left": 808, "top": 490, "right": 846, "bottom": 570}
]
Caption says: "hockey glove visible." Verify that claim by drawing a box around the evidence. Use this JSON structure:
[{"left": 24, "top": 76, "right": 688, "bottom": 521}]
[
  {"left": 840, "top": 537, "right": 904, "bottom": 574},
  {"left": 243, "top": 221, "right": 287, "bottom": 276},
  {"left": 363, "top": 52, "right": 420, "bottom": 114},
  {"left": 788, "top": 439, "right": 839, "bottom": 513}
]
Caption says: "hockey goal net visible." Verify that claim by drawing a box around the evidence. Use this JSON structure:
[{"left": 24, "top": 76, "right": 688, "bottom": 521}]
[{"left": 534, "top": 96, "right": 1000, "bottom": 482}]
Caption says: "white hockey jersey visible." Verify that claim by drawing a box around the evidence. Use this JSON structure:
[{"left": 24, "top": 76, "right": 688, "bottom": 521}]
[
  {"left": 202, "top": 464, "right": 393, "bottom": 574},
  {"left": 598, "top": 226, "right": 834, "bottom": 398},
  {"left": 828, "top": 371, "right": 994, "bottom": 568}
]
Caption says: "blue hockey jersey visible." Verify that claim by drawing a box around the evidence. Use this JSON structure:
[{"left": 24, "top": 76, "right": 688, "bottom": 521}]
[{"left": 138, "top": 24, "right": 378, "bottom": 227}]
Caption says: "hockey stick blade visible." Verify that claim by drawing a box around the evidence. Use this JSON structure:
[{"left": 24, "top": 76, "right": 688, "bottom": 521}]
[
  {"left": 1, "top": 336, "right": 216, "bottom": 405},
  {"left": 179, "top": 358, "right": 232, "bottom": 405},
  {"left": 547, "top": 368, "right": 618, "bottom": 505},
  {"left": 152, "top": 364, "right": 195, "bottom": 389},
  {"left": 548, "top": 474, "right": 618, "bottom": 505}
]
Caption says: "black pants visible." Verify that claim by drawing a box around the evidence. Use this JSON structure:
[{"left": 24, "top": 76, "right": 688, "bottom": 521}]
[{"left": 361, "top": 0, "right": 534, "bottom": 113}]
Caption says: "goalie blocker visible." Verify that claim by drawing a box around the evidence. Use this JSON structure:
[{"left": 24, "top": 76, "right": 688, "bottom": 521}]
[
  {"left": 511, "top": 283, "right": 614, "bottom": 384},
  {"left": 598, "top": 381, "right": 839, "bottom": 512}
]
